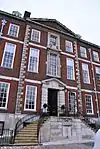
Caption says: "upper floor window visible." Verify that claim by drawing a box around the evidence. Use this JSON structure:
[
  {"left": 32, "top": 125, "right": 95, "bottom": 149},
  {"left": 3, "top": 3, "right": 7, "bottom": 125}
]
[
  {"left": 80, "top": 46, "right": 87, "bottom": 58},
  {"left": 47, "top": 52, "right": 60, "bottom": 77},
  {"left": 67, "top": 58, "right": 75, "bottom": 80},
  {"left": 24, "top": 85, "right": 37, "bottom": 111},
  {"left": 82, "top": 63, "right": 90, "bottom": 84},
  {"left": 8, "top": 23, "right": 19, "bottom": 37},
  {"left": 66, "top": 40, "right": 73, "bottom": 53},
  {"left": 0, "top": 82, "right": 10, "bottom": 109},
  {"left": 48, "top": 33, "right": 60, "bottom": 50},
  {"left": 96, "top": 67, "right": 100, "bottom": 75},
  {"left": 31, "top": 29, "right": 40, "bottom": 43},
  {"left": 28, "top": 48, "right": 39, "bottom": 73},
  {"left": 1, "top": 42, "right": 16, "bottom": 69},
  {"left": 85, "top": 95, "right": 93, "bottom": 114},
  {"left": 93, "top": 51, "right": 99, "bottom": 62}
]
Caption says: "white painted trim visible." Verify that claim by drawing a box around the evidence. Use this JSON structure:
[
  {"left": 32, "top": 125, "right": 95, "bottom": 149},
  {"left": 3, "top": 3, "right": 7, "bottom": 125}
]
[
  {"left": 1, "top": 42, "right": 16, "bottom": 69},
  {"left": 61, "top": 52, "right": 75, "bottom": 58},
  {"left": 31, "top": 29, "right": 41, "bottom": 43},
  {"left": 92, "top": 62, "right": 100, "bottom": 66},
  {"left": 85, "top": 94, "right": 94, "bottom": 115},
  {"left": 78, "top": 58, "right": 90, "bottom": 63},
  {"left": 42, "top": 78, "right": 67, "bottom": 88},
  {"left": 0, "top": 75, "right": 19, "bottom": 81},
  {"left": 2, "top": 36, "right": 23, "bottom": 44},
  {"left": 29, "top": 42, "right": 47, "bottom": 49},
  {"left": 66, "top": 86, "right": 77, "bottom": 90},
  {"left": 28, "top": 48, "right": 40, "bottom": 73},
  {"left": 25, "top": 79, "right": 41, "bottom": 84},
  {"left": 0, "top": 82, "right": 10, "bottom": 110},
  {"left": 24, "top": 85, "right": 37, "bottom": 111},
  {"left": 8, "top": 23, "right": 20, "bottom": 38}
]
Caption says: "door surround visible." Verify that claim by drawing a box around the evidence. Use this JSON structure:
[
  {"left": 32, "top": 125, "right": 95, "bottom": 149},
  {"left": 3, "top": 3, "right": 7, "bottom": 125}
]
[{"left": 41, "top": 78, "right": 67, "bottom": 116}]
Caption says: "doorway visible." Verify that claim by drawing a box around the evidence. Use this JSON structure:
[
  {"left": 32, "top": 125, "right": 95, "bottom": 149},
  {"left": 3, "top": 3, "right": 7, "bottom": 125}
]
[{"left": 48, "top": 89, "right": 58, "bottom": 116}]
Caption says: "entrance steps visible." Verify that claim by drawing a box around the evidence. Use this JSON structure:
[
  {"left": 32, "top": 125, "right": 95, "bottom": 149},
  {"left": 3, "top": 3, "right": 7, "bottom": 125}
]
[
  {"left": 14, "top": 122, "right": 38, "bottom": 146},
  {"left": 39, "top": 116, "right": 95, "bottom": 144}
]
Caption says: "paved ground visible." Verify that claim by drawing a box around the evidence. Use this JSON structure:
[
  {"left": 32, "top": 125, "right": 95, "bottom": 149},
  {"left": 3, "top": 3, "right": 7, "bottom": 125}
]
[{"left": 0, "top": 142, "right": 94, "bottom": 149}]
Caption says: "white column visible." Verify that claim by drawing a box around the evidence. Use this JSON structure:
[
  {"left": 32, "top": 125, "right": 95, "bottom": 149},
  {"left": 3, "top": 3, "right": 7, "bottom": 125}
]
[
  {"left": 58, "top": 90, "right": 65, "bottom": 116},
  {"left": 41, "top": 84, "right": 48, "bottom": 109}
]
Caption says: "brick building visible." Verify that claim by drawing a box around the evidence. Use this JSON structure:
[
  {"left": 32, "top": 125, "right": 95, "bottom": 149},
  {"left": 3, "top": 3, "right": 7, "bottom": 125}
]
[{"left": 0, "top": 10, "right": 100, "bottom": 132}]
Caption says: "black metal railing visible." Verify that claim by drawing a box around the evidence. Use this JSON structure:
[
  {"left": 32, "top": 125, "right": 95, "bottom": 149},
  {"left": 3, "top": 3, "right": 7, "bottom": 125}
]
[
  {"left": 0, "top": 129, "right": 13, "bottom": 145},
  {"left": 14, "top": 114, "right": 40, "bottom": 143}
]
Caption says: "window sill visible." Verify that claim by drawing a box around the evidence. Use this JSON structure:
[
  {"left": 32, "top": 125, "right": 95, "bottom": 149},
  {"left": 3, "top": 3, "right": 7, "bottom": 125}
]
[
  {"left": 7, "top": 34, "right": 18, "bottom": 38},
  {"left": 46, "top": 73, "right": 61, "bottom": 78},
  {"left": 24, "top": 109, "right": 36, "bottom": 112},
  {"left": 47, "top": 46, "right": 61, "bottom": 52}
]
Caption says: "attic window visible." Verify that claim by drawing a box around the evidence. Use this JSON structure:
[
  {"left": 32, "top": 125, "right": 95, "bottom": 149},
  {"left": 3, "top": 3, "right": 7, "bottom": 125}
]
[{"left": 48, "top": 33, "right": 60, "bottom": 50}]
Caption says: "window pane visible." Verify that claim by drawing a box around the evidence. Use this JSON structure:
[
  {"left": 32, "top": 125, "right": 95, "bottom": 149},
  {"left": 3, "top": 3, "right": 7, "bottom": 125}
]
[
  {"left": 66, "top": 41, "right": 73, "bottom": 52},
  {"left": 8, "top": 24, "right": 19, "bottom": 37},
  {"left": 31, "top": 29, "right": 40, "bottom": 42},
  {"left": 0, "top": 83, "right": 8, "bottom": 108},
  {"left": 48, "top": 33, "right": 59, "bottom": 49},
  {"left": 25, "top": 85, "right": 37, "bottom": 110},
  {"left": 82, "top": 63, "right": 90, "bottom": 83},
  {"left": 67, "top": 58, "right": 74, "bottom": 80},
  {"left": 86, "top": 95, "right": 93, "bottom": 114},
  {"left": 93, "top": 51, "right": 99, "bottom": 62},
  {"left": 2, "top": 43, "right": 16, "bottom": 68},
  {"left": 48, "top": 54, "right": 57, "bottom": 76},
  {"left": 28, "top": 48, "right": 39, "bottom": 72},
  {"left": 80, "top": 46, "right": 87, "bottom": 58}
]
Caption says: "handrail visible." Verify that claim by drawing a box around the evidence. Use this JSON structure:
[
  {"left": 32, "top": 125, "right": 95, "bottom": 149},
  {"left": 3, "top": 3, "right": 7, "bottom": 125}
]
[{"left": 14, "top": 113, "right": 40, "bottom": 143}]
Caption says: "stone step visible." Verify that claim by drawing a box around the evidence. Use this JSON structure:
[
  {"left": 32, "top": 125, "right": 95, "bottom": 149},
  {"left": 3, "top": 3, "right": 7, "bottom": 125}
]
[
  {"left": 15, "top": 136, "right": 37, "bottom": 140},
  {"left": 16, "top": 133, "right": 37, "bottom": 137},
  {"left": 14, "top": 142, "right": 38, "bottom": 146},
  {"left": 14, "top": 139, "right": 38, "bottom": 143}
]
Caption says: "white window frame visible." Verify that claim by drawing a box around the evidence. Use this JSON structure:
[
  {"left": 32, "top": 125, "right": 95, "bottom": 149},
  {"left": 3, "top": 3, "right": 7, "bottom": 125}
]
[
  {"left": 96, "top": 67, "right": 100, "bottom": 75},
  {"left": 68, "top": 92, "right": 77, "bottom": 114},
  {"left": 48, "top": 32, "right": 60, "bottom": 50},
  {"left": 80, "top": 46, "right": 87, "bottom": 58},
  {"left": 85, "top": 94, "right": 94, "bottom": 115},
  {"left": 93, "top": 51, "right": 99, "bottom": 62},
  {"left": 0, "top": 82, "right": 10, "bottom": 110},
  {"left": 66, "top": 40, "right": 73, "bottom": 53},
  {"left": 31, "top": 29, "right": 41, "bottom": 43},
  {"left": 67, "top": 58, "right": 75, "bottom": 80},
  {"left": 28, "top": 48, "right": 39, "bottom": 73},
  {"left": 8, "top": 23, "right": 19, "bottom": 37},
  {"left": 46, "top": 51, "right": 61, "bottom": 77},
  {"left": 1, "top": 42, "right": 16, "bottom": 69},
  {"left": 24, "top": 85, "right": 37, "bottom": 111},
  {"left": 82, "top": 63, "right": 90, "bottom": 84}
]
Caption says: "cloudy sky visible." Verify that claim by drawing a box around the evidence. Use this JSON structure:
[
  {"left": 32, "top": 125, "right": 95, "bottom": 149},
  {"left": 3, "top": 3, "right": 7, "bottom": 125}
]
[{"left": 1, "top": 0, "right": 100, "bottom": 45}]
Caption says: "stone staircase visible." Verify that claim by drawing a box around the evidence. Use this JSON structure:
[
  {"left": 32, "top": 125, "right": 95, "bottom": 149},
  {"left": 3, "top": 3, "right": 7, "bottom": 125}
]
[{"left": 14, "top": 122, "right": 38, "bottom": 145}]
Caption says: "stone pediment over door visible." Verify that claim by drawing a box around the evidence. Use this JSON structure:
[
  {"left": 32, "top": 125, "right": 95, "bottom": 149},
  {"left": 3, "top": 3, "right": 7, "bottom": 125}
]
[{"left": 42, "top": 78, "right": 67, "bottom": 90}]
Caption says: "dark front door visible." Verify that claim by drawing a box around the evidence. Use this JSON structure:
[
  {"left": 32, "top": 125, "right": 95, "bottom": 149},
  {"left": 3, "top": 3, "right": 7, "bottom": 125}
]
[{"left": 48, "top": 89, "right": 58, "bottom": 116}]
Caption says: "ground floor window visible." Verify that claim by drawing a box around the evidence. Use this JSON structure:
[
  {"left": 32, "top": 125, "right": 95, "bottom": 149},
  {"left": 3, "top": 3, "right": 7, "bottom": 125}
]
[
  {"left": 68, "top": 92, "right": 77, "bottom": 114},
  {"left": 85, "top": 95, "right": 93, "bottom": 114},
  {"left": 0, "top": 122, "right": 4, "bottom": 135},
  {"left": 0, "top": 82, "right": 10, "bottom": 109},
  {"left": 24, "top": 85, "right": 37, "bottom": 111}
]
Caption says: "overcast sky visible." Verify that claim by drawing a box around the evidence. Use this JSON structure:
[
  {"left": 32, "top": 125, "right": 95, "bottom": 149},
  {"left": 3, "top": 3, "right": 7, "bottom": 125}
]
[{"left": 1, "top": 0, "right": 100, "bottom": 45}]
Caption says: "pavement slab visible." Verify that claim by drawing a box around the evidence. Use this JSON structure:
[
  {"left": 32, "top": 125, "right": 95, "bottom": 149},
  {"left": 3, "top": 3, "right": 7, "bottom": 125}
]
[{"left": 0, "top": 142, "right": 94, "bottom": 149}]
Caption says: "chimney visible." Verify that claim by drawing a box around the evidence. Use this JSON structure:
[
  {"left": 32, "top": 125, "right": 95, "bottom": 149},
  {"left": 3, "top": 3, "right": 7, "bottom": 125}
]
[{"left": 24, "top": 11, "right": 31, "bottom": 19}]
